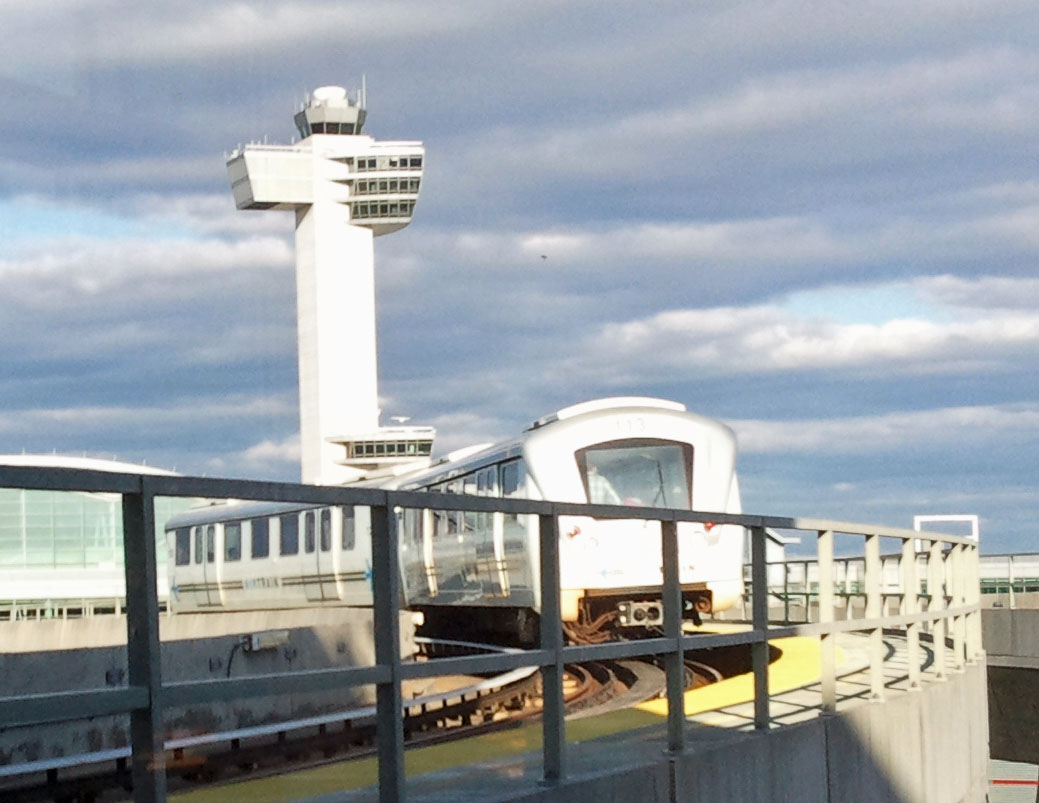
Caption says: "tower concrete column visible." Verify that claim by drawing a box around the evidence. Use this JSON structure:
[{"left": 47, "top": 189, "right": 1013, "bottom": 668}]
[{"left": 227, "top": 85, "right": 433, "bottom": 484}]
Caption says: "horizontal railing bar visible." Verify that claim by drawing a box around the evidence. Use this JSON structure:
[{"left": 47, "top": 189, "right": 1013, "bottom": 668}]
[
  {"left": 681, "top": 629, "right": 765, "bottom": 650},
  {"left": 0, "top": 686, "right": 149, "bottom": 727},
  {"left": 0, "top": 748, "right": 132, "bottom": 779},
  {"left": 0, "top": 466, "right": 141, "bottom": 494},
  {"left": 766, "top": 604, "right": 979, "bottom": 639},
  {"left": 392, "top": 490, "right": 548, "bottom": 515},
  {"left": 0, "top": 466, "right": 975, "bottom": 544},
  {"left": 783, "top": 516, "right": 974, "bottom": 544},
  {"left": 162, "top": 665, "right": 388, "bottom": 707},
  {"left": 146, "top": 475, "right": 390, "bottom": 506},
  {"left": 562, "top": 637, "right": 676, "bottom": 663},
  {"left": 399, "top": 650, "right": 550, "bottom": 679}
]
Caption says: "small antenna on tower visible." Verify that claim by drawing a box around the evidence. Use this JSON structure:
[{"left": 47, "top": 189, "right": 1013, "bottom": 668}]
[{"left": 361, "top": 74, "right": 367, "bottom": 109}]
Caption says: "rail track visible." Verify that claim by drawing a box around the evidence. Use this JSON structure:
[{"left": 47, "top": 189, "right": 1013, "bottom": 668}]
[{"left": 0, "top": 638, "right": 744, "bottom": 803}]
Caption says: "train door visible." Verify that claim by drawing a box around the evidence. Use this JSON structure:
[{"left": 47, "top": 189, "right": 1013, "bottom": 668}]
[
  {"left": 477, "top": 466, "right": 506, "bottom": 596},
  {"left": 198, "top": 524, "right": 219, "bottom": 607},
  {"left": 339, "top": 506, "right": 366, "bottom": 604},
  {"left": 430, "top": 483, "right": 465, "bottom": 602},
  {"left": 318, "top": 507, "right": 335, "bottom": 600},
  {"left": 331, "top": 507, "right": 345, "bottom": 601},
  {"left": 398, "top": 506, "right": 428, "bottom": 603},
  {"left": 277, "top": 512, "right": 303, "bottom": 606},
  {"left": 422, "top": 508, "right": 438, "bottom": 597},
  {"left": 302, "top": 509, "right": 325, "bottom": 602},
  {"left": 500, "top": 460, "right": 534, "bottom": 601},
  {"left": 461, "top": 471, "right": 489, "bottom": 595},
  {"left": 170, "top": 528, "right": 190, "bottom": 612},
  {"left": 218, "top": 521, "right": 242, "bottom": 606}
]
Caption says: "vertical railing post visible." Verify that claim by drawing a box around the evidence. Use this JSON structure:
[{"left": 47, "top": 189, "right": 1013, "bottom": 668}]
[
  {"left": 802, "top": 561, "right": 810, "bottom": 623},
  {"left": 951, "top": 544, "right": 965, "bottom": 671},
  {"left": 864, "top": 533, "right": 883, "bottom": 700},
  {"left": 750, "top": 525, "right": 769, "bottom": 730},
  {"left": 844, "top": 559, "right": 854, "bottom": 620},
  {"left": 782, "top": 561, "right": 790, "bottom": 623},
  {"left": 928, "top": 539, "right": 946, "bottom": 680},
  {"left": 969, "top": 546, "right": 983, "bottom": 661},
  {"left": 371, "top": 498, "right": 404, "bottom": 803},
  {"left": 661, "top": 518, "right": 684, "bottom": 753},
  {"left": 122, "top": 478, "right": 165, "bottom": 802},
  {"left": 901, "top": 536, "right": 920, "bottom": 690},
  {"left": 539, "top": 511, "right": 565, "bottom": 784},
  {"left": 817, "top": 530, "right": 836, "bottom": 712}
]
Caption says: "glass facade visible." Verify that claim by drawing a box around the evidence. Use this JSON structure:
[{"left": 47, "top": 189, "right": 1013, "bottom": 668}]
[{"left": 0, "top": 488, "right": 196, "bottom": 607}]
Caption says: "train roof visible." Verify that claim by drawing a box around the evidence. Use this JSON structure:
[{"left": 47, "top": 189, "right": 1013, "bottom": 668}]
[
  {"left": 165, "top": 499, "right": 321, "bottom": 530},
  {"left": 397, "top": 397, "right": 732, "bottom": 489},
  {"left": 527, "top": 397, "right": 686, "bottom": 430}
]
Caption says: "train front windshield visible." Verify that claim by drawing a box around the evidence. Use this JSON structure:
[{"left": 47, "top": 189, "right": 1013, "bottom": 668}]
[{"left": 576, "top": 439, "right": 693, "bottom": 509}]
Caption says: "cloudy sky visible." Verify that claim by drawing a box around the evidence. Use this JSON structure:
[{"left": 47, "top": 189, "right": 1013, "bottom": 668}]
[{"left": 1, "top": 1, "right": 1037, "bottom": 552}]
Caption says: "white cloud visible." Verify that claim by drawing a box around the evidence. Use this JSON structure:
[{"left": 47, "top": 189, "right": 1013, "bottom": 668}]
[
  {"left": 731, "top": 404, "right": 1039, "bottom": 454},
  {"left": 424, "top": 410, "right": 510, "bottom": 456},
  {"left": 240, "top": 435, "right": 300, "bottom": 463},
  {"left": 571, "top": 305, "right": 1039, "bottom": 383},
  {"left": 0, "top": 233, "right": 292, "bottom": 313},
  {"left": 0, "top": 395, "right": 298, "bottom": 436},
  {"left": 918, "top": 275, "right": 1039, "bottom": 310}
]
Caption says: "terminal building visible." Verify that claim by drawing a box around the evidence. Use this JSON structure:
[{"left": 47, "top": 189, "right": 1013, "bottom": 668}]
[{"left": 0, "top": 455, "right": 193, "bottom": 618}]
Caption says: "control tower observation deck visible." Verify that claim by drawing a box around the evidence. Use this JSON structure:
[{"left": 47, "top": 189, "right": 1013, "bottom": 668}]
[{"left": 227, "top": 86, "right": 433, "bottom": 485}]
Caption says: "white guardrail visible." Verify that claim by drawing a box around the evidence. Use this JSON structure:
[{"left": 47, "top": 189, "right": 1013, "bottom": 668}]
[{"left": 0, "top": 466, "right": 982, "bottom": 802}]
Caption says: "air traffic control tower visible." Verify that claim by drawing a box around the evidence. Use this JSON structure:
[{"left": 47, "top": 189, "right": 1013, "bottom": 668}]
[{"left": 227, "top": 86, "right": 434, "bottom": 485}]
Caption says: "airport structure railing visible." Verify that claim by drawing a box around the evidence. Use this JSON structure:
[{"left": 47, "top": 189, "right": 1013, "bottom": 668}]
[{"left": 0, "top": 466, "right": 983, "bottom": 802}]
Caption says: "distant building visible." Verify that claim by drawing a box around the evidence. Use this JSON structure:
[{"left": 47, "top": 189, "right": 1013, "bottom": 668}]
[{"left": 0, "top": 456, "right": 195, "bottom": 618}]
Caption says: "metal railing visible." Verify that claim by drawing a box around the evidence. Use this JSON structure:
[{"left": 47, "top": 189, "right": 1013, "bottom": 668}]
[{"left": 0, "top": 466, "right": 983, "bottom": 802}]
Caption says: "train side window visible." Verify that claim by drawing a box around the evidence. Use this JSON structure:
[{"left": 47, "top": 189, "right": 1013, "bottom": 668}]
[
  {"left": 206, "top": 525, "right": 215, "bottom": 563},
  {"left": 251, "top": 518, "right": 269, "bottom": 559},
  {"left": 175, "top": 528, "right": 190, "bottom": 566},
  {"left": 193, "top": 527, "right": 203, "bottom": 564},
  {"left": 462, "top": 472, "right": 478, "bottom": 531},
  {"left": 320, "top": 508, "right": 332, "bottom": 552},
  {"left": 342, "top": 507, "right": 355, "bottom": 550},
  {"left": 501, "top": 459, "right": 525, "bottom": 497},
  {"left": 447, "top": 478, "right": 462, "bottom": 534},
  {"left": 304, "top": 511, "right": 316, "bottom": 553},
  {"left": 224, "top": 523, "right": 242, "bottom": 562},
  {"left": 280, "top": 514, "right": 299, "bottom": 555}
]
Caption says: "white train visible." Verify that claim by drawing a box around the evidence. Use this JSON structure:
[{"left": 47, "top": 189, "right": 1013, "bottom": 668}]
[{"left": 165, "top": 398, "right": 745, "bottom": 643}]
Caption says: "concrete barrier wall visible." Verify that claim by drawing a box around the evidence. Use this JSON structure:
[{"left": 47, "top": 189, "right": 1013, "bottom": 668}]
[
  {"left": 519, "top": 661, "right": 989, "bottom": 803},
  {"left": 0, "top": 609, "right": 415, "bottom": 765},
  {"left": 982, "top": 608, "right": 1039, "bottom": 659},
  {"left": 983, "top": 608, "right": 1039, "bottom": 763}
]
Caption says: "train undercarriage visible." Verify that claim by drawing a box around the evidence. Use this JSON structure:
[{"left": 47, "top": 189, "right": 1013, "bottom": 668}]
[{"left": 414, "top": 586, "right": 714, "bottom": 647}]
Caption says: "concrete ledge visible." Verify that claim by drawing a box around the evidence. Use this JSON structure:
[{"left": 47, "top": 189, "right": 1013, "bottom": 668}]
[
  {"left": 0, "top": 609, "right": 414, "bottom": 766},
  {"left": 388, "top": 661, "right": 988, "bottom": 803}
]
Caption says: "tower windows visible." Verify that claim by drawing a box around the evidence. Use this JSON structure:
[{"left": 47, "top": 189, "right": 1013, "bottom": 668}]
[
  {"left": 353, "top": 156, "right": 423, "bottom": 172},
  {"left": 351, "top": 200, "right": 415, "bottom": 219},
  {"left": 310, "top": 122, "right": 356, "bottom": 135},
  {"left": 352, "top": 178, "right": 420, "bottom": 195}
]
